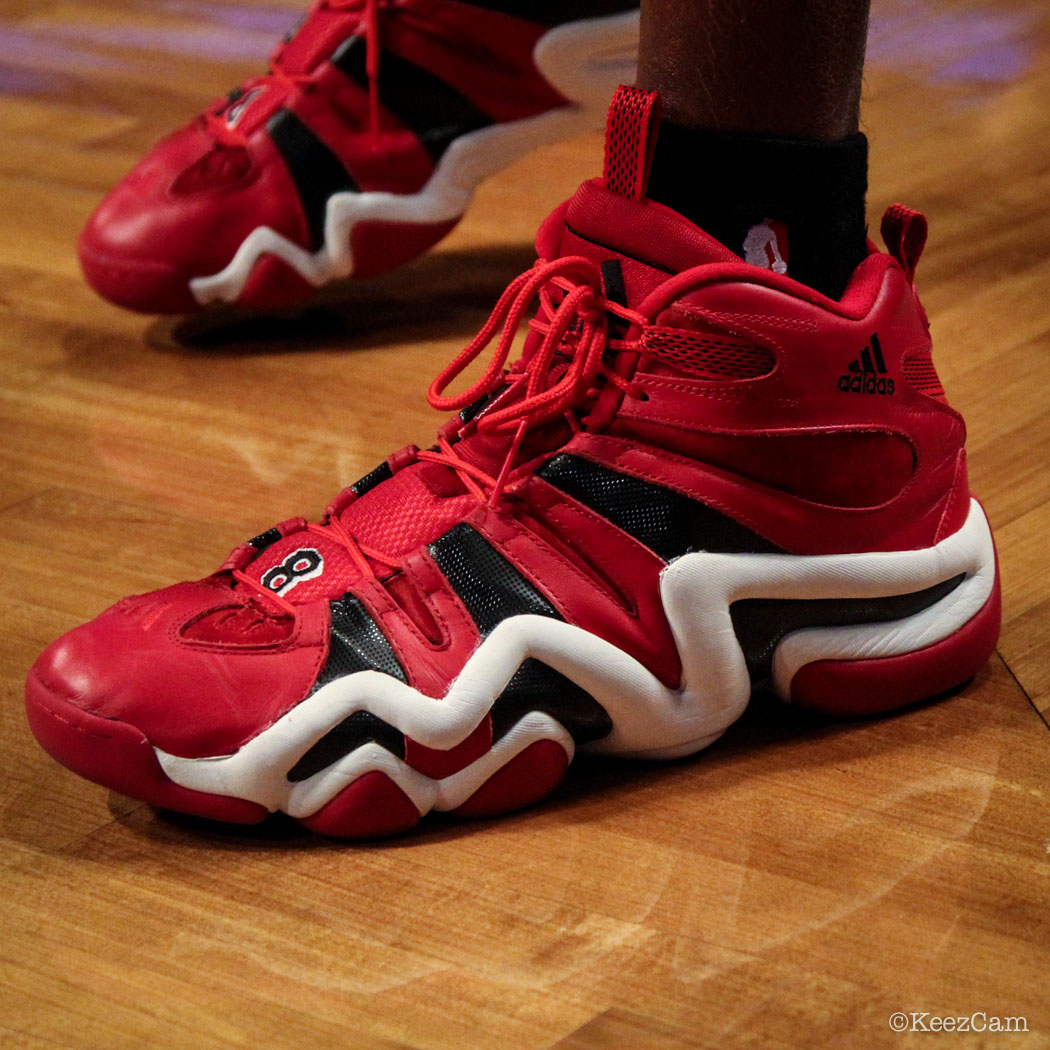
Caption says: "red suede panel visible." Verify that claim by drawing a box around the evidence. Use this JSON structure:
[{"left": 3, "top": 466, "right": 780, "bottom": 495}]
[
  {"left": 559, "top": 179, "right": 738, "bottom": 275},
  {"left": 935, "top": 452, "right": 972, "bottom": 543},
  {"left": 391, "top": 0, "right": 568, "bottom": 120},
  {"left": 237, "top": 254, "right": 319, "bottom": 311},
  {"left": 180, "top": 603, "right": 296, "bottom": 647},
  {"left": 352, "top": 562, "right": 481, "bottom": 700},
  {"left": 475, "top": 501, "right": 684, "bottom": 688},
  {"left": 295, "top": 78, "right": 435, "bottom": 195},
  {"left": 601, "top": 424, "right": 917, "bottom": 508},
  {"left": 385, "top": 570, "right": 443, "bottom": 645},
  {"left": 275, "top": 5, "right": 364, "bottom": 79},
  {"left": 348, "top": 216, "right": 460, "bottom": 278}
]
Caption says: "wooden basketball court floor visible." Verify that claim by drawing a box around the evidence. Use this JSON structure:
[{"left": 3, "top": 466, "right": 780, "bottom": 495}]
[{"left": 1, "top": 1, "right": 1048, "bottom": 1047}]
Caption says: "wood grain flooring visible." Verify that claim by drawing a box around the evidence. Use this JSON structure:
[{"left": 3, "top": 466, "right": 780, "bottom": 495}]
[{"left": 1, "top": 1, "right": 1048, "bottom": 1047}]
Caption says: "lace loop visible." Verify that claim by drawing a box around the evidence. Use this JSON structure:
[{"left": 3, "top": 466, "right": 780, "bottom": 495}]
[
  {"left": 238, "top": 256, "right": 646, "bottom": 613},
  {"left": 426, "top": 255, "right": 645, "bottom": 502},
  {"left": 427, "top": 256, "right": 643, "bottom": 436},
  {"left": 205, "top": 0, "right": 385, "bottom": 148}
]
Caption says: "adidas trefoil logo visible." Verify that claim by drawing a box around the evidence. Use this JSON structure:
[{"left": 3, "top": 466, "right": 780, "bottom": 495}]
[{"left": 838, "top": 333, "right": 895, "bottom": 395}]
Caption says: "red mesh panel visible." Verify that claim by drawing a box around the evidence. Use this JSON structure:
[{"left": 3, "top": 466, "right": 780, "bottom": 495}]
[
  {"left": 342, "top": 465, "right": 477, "bottom": 558},
  {"left": 641, "top": 326, "right": 777, "bottom": 380},
  {"left": 603, "top": 85, "right": 660, "bottom": 200},
  {"left": 902, "top": 352, "right": 946, "bottom": 398}
]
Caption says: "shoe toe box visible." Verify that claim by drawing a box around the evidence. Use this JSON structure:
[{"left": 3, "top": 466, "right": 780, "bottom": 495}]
[
  {"left": 79, "top": 121, "right": 308, "bottom": 313},
  {"left": 27, "top": 580, "right": 328, "bottom": 763}
]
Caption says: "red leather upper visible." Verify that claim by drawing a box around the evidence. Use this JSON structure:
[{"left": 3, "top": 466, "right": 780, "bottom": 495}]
[
  {"left": 32, "top": 580, "right": 329, "bottom": 755},
  {"left": 78, "top": 0, "right": 571, "bottom": 310},
  {"left": 46, "top": 89, "right": 972, "bottom": 760}
]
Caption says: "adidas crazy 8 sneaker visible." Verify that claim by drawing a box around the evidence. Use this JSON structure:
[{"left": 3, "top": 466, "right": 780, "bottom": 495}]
[
  {"left": 30, "top": 89, "right": 1000, "bottom": 836},
  {"left": 77, "top": 0, "right": 640, "bottom": 314}
]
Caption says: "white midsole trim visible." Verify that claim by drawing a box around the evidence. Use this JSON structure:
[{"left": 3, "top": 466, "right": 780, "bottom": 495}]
[
  {"left": 155, "top": 500, "right": 996, "bottom": 817},
  {"left": 188, "top": 11, "right": 641, "bottom": 305},
  {"left": 286, "top": 713, "right": 573, "bottom": 818}
]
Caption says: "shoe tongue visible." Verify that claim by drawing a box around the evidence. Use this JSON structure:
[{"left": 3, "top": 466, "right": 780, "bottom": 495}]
[
  {"left": 214, "top": 4, "right": 359, "bottom": 136},
  {"left": 537, "top": 86, "right": 738, "bottom": 309}
]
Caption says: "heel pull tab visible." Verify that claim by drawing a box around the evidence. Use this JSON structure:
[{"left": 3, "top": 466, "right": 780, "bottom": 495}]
[
  {"left": 603, "top": 85, "right": 662, "bottom": 200},
  {"left": 881, "top": 204, "right": 928, "bottom": 284}
]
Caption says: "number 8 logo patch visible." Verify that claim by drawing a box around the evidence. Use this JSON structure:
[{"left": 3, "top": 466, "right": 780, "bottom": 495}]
[{"left": 260, "top": 548, "right": 324, "bottom": 597}]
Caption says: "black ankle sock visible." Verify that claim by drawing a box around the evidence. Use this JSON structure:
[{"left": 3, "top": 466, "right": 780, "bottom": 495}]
[{"left": 646, "top": 124, "right": 869, "bottom": 300}]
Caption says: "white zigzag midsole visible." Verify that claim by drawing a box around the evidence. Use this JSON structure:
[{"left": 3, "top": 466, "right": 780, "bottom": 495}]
[
  {"left": 188, "top": 11, "right": 641, "bottom": 305},
  {"left": 156, "top": 500, "right": 996, "bottom": 818}
]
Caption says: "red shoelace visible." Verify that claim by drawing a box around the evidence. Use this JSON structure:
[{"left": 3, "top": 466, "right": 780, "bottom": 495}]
[
  {"left": 233, "top": 256, "right": 646, "bottom": 614},
  {"left": 206, "top": 0, "right": 387, "bottom": 150}
]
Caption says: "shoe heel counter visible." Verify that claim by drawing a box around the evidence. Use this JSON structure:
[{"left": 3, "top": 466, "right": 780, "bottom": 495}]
[
  {"left": 876, "top": 268, "right": 973, "bottom": 540},
  {"left": 934, "top": 450, "right": 972, "bottom": 543},
  {"left": 880, "top": 204, "right": 964, "bottom": 416},
  {"left": 783, "top": 500, "right": 1000, "bottom": 717},
  {"left": 898, "top": 278, "right": 956, "bottom": 405}
]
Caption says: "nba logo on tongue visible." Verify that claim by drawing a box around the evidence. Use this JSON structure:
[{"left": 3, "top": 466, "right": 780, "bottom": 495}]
[{"left": 743, "top": 219, "right": 789, "bottom": 275}]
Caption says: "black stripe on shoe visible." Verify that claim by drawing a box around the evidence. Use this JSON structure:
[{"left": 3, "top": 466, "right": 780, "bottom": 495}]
[
  {"left": 267, "top": 107, "right": 359, "bottom": 251},
  {"left": 247, "top": 526, "right": 283, "bottom": 552},
  {"left": 490, "top": 658, "right": 612, "bottom": 745},
  {"left": 537, "top": 454, "right": 783, "bottom": 560},
  {"left": 291, "top": 593, "right": 408, "bottom": 781},
  {"left": 351, "top": 461, "right": 393, "bottom": 497},
  {"left": 428, "top": 523, "right": 559, "bottom": 633},
  {"left": 870, "top": 332, "right": 888, "bottom": 373},
  {"left": 730, "top": 574, "right": 965, "bottom": 684},
  {"left": 600, "top": 259, "right": 628, "bottom": 308},
  {"left": 315, "top": 592, "right": 407, "bottom": 692},
  {"left": 429, "top": 525, "right": 613, "bottom": 746},
  {"left": 331, "top": 37, "right": 493, "bottom": 164},
  {"left": 296, "top": 525, "right": 607, "bottom": 780},
  {"left": 287, "top": 711, "right": 406, "bottom": 782}
]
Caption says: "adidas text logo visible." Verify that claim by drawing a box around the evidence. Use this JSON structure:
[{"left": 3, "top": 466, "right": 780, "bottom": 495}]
[{"left": 838, "top": 333, "right": 895, "bottom": 395}]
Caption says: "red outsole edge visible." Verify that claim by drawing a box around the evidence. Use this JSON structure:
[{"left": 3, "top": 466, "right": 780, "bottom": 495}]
[
  {"left": 452, "top": 739, "right": 570, "bottom": 819},
  {"left": 788, "top": 572, "right": 1002, "bottom": 717},
  {"left": 25, "top": 670, "right": 268, "bottom": 825},
  {"left": 299, "top": 771, "right": 422, "bottom": 838},
  {"left": 26, "top": 669, "right": 573, "bottom": 838},
  {"left": 300, "top": 739, "right": 571, "bottom": 837},
  {"left": 78, "top": 240, "right": 202, "bottom": 315},
  {"left": 81, "top": 212, "right": 467, "bottom": 316},
  {"left": 235, "top": 254, "right": 319, "bottom": 311}
]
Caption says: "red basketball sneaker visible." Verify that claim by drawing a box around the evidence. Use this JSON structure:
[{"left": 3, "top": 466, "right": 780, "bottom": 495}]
[
  {"left": 78, "top": 0, "right": 640, "bottom": 314},
  {"left": 31, "top": 89, "right": 1000, "bottom": 836}
]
